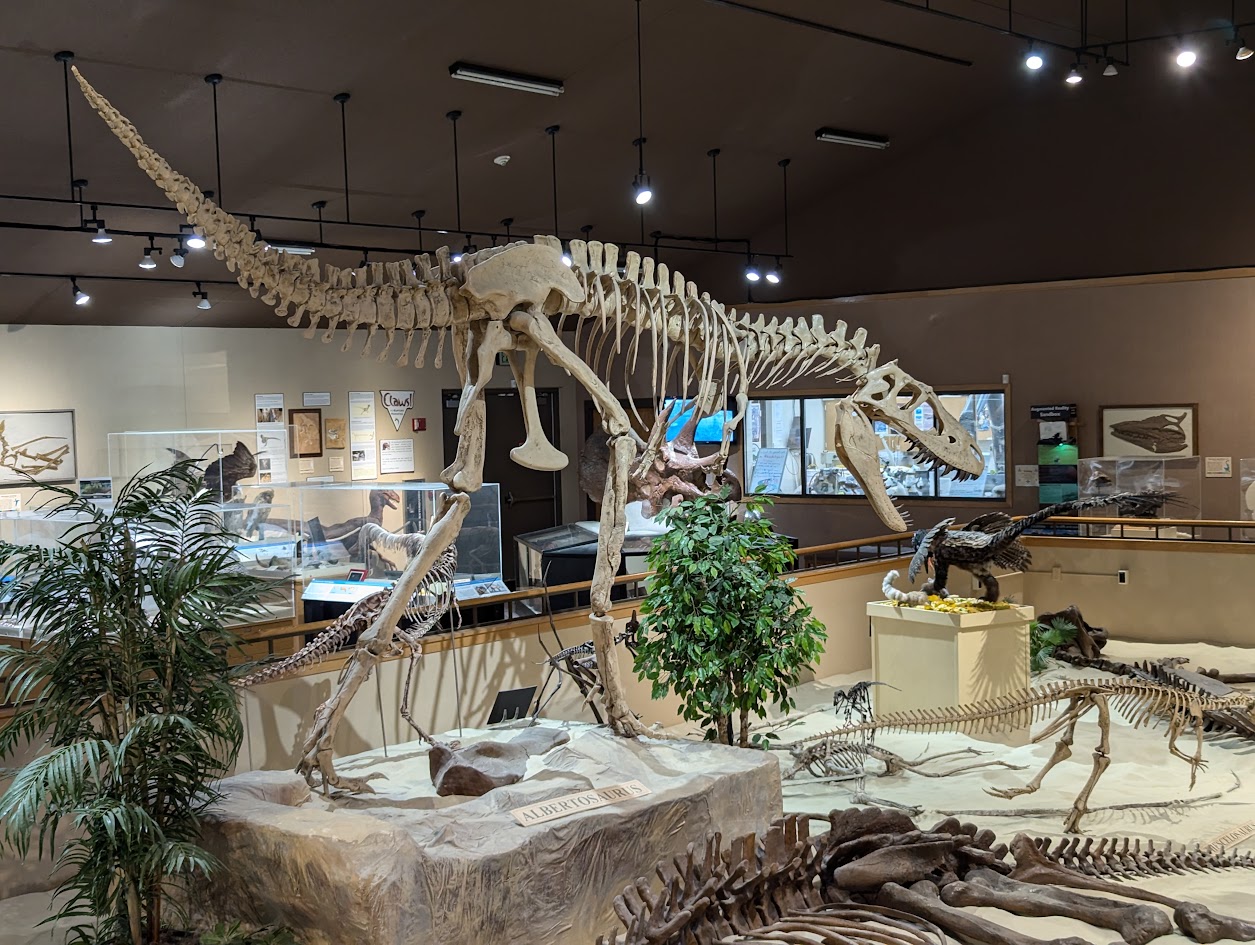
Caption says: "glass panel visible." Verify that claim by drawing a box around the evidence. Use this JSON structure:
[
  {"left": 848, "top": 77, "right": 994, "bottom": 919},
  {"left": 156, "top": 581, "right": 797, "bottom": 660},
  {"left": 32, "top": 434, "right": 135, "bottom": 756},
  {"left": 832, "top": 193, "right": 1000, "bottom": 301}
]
[
  {"left": 744, "top": 399, "right": 803, "bottom": 494},
  {"left": 801, "top": 397, "right": 937, "bottom": 497},
  {"left": 937, "top": 392, "right": 1006, "bottom": 499}
]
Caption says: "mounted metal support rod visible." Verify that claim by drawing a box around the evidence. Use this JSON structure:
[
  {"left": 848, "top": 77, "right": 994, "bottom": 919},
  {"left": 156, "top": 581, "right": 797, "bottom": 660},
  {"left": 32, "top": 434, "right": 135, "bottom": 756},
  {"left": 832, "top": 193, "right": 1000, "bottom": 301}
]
[
  {"left": 54, "top": 52, "right": 76, "bottom": 200},
  {"left": 205, "top": 74, "right": 224, "bottom": 204},
  {"left": 334, "top": 91, "right": 351, "bottom": 222}
]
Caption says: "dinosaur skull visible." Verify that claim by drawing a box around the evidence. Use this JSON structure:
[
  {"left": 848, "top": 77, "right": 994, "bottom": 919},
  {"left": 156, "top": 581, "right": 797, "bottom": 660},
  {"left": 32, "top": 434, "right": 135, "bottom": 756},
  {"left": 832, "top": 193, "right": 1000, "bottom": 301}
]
[
  {"left": 852, "top": 362, "right": 985, "bottom": 476},
  {"left": 831, "top": 397, "right": 909, "bottom": 531}
]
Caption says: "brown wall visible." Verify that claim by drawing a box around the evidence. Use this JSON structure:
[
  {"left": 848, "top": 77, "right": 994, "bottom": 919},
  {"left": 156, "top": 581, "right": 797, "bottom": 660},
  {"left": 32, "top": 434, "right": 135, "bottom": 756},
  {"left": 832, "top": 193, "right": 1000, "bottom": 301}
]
[{"left": 751, "top": 270, "right": 1255, "bottom": 547}]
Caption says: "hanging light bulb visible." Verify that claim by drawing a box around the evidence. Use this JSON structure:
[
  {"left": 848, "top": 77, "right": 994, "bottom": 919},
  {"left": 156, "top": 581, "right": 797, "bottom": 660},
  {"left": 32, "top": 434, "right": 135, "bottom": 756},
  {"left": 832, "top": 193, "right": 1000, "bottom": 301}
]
[
  {"left": 138, "top": 237, "right": 160, "bottom": 270},
  {"left": 1065, "top": 62, "right": 1084, "bottom": 84},
  {"left": 1176, "top": 45, "right": 1198, "bottom": 68},
  {"left": 633, "top": 172, "right": 653, "bottom": 205},
  {"left": 744, "top": 258, "right": 761, "bottom": 283},
  {"left": 765, "top": 259, "right": 782, "bottom": 284},
  {"left": 170, "top": 245, "right": 186, "bottom": 268},
  {"left": 91, "top": 221, "right": 112, "bottom": 244},
  {"left": 1236, "top": 35, "right": 1254, "bottom": 59},
  {"left": 1025, "top": 47, "right": 1044, "bottom": 70},
  {"left": 1103, "top": 59, "right": 1119, "bottom": 76},
  {"left": 561, "top": 242, "right": 573, "bottom": 266},
  {"left": 71, "top": 278, "right": 90, "bottom": 306}
]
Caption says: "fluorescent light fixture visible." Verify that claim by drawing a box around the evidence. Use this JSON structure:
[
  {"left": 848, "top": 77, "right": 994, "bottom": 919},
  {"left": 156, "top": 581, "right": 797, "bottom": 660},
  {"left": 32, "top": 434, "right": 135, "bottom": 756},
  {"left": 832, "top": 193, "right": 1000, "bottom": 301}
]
[
  {"left": 814, "top": 127, "right": 890, "bottom": 150},
  {"left": 449, "top": 62, "right": 564, "bottom": 96},
  {"left": 270, "top": 243, "right": 317, "bottom": 255}
]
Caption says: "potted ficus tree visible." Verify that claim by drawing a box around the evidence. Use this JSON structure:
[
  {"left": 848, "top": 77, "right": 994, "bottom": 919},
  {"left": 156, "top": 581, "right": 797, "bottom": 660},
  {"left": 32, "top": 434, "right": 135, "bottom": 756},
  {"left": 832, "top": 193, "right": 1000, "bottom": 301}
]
[
  {"left": 0, "top": 463, "right": 271, "bottom": 945},
  {"left": 633, "top": 489, "right": 826, "bottom": 747}
]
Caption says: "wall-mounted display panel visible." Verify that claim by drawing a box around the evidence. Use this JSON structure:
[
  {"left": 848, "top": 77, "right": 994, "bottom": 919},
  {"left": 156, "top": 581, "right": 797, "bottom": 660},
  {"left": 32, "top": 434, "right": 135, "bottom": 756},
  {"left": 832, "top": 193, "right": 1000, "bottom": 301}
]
[{"left": 0, "top": 409, "right": 77, "bottom": 486}]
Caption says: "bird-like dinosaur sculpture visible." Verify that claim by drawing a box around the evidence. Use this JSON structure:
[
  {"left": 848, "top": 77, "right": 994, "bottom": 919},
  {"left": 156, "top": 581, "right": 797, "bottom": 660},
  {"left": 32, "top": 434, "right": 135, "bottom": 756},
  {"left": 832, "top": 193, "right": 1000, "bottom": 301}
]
[
  {"left": 899, "top": 492, "right": 1170, "bottom": 602},
  {"left": 74, "top": 67, "right": 984, "bottom": 793}
]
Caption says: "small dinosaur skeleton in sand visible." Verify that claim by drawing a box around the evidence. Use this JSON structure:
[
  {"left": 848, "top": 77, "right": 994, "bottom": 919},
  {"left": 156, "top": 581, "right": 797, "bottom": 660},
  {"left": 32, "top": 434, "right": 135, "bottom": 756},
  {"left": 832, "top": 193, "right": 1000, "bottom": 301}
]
[
  {"left": 597, "top": 807, "right": 1255, "bottom": 945},
  {"left": 893, "top": 491, "right": 1170, "bottom": 602},
  {"left": 533, "top": 611, "right": 642, "bottom": 724},
  {"left": 788, "top": 677, "right": 1255, "bottom": 832},
  {"left": 75, "top": 67, "right": 983, "bottom": 792},
  {"left": 782, "top": 740, "right": 1026, "bottom": 781}
]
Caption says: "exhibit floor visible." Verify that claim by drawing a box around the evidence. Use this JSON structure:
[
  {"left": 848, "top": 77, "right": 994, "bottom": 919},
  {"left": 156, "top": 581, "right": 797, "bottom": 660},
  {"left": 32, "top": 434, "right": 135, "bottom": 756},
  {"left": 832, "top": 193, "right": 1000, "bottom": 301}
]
[{"left": 694, "top": 639, "right": 1255, "bottom": 945}]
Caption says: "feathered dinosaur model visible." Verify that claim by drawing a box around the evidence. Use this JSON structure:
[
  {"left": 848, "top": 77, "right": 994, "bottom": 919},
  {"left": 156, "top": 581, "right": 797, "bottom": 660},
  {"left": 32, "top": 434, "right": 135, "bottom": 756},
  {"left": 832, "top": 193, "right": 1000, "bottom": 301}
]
[
  {"left": 73, "top": 67, "right": 984, "bottom": 793},
  {"left": 886, "top": 491, "right": 1171, "bottom": 603}
]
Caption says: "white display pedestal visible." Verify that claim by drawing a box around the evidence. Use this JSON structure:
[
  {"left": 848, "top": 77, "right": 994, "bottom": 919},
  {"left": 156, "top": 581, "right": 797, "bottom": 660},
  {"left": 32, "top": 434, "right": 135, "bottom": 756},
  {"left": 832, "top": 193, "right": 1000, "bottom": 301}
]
[{"left": 867, "top": 601, "right": 1032, "bottom": 739}]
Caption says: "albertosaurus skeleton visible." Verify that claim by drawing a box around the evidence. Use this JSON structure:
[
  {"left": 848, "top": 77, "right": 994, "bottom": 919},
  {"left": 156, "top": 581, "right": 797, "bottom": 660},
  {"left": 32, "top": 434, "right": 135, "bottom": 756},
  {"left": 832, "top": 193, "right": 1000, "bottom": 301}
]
[
  {"left": 75, "top": 67, "right": 984, "bottom": 793},
  {"left": 789, "top": 677, "right": 1255, "bottom": 832}
]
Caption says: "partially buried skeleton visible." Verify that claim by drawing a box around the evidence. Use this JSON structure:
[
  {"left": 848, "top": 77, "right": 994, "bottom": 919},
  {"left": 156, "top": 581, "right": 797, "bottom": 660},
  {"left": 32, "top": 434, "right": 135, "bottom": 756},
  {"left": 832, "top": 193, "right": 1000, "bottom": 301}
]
[{"left": 73, "top": 67, "right": 984, "bottom": 793}]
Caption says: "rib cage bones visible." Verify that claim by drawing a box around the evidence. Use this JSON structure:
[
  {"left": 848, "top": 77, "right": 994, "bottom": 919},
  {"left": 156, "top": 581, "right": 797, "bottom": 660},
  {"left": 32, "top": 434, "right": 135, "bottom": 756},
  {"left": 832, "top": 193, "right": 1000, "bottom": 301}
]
[{"left": 73, "top": 66, "right": 888, "bottom": 455}]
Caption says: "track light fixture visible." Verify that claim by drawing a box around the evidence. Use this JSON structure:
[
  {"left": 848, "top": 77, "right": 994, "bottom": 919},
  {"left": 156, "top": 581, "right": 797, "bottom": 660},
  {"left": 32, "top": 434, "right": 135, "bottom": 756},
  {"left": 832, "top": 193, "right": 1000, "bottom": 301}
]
[
  {"left": 453, "top": 236, "right": 476, "bottom": 264},
  {"left": 1237, "top": 37, "right": 1254, "bottom": 60},
  {"left": 182, "top": 224, "right": 206, "bottom": 250},
  {"left": 1024, "top": 46, "right": 1044, "bottom": 70},
  {"left": 448, "top": 61, "right": 564, "bottom": 96},
  {"left": 70, "top": 278, "right": 90, "bottom": 306},
  {"left": 1175, "top": 42, "right": 1198, "bottom": 67},
  {"left": 1103, "top": 59, "right": 1119, "bottom": 76},
  {"left": 1065, "top": 62, "right": 1084, "bottom": 84},
  {"left": 193, "top": 283, "right": 212, "bottom": 310},
  {"left": 170, "top": 241, "right": 187, "bottom": 268},
  {"left": 765, "top": 259, "right": 782, "bottom": 285},
  {"left": 744, "top": 257, "right": 760, "bottom": 283},
  {"left": 632, "top": 0, "right": 654, "bottom": 207},
  {"left": 138, "top": 236, "right": 161, "bottom": 270},
  {"left": 87, "top": 206, "right": 112, "bottom": 243}
]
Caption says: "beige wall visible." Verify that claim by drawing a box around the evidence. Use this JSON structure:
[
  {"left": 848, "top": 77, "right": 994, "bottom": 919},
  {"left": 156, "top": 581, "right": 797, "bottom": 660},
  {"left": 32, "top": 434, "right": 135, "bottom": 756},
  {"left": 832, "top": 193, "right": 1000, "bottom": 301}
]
[
  {"left": 751, "top": 271, "right": 1255, "bottom": 546},
  {"left": 0, "top": 324, "right": 584, "bottom": 524}
]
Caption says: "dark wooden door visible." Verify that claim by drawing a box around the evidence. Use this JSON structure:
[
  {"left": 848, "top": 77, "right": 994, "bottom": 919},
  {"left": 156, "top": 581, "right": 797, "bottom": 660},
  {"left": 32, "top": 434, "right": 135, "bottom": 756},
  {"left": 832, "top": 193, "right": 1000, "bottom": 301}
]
[{"left": 443, "top": 388, "right": 562, "bottom": 588}]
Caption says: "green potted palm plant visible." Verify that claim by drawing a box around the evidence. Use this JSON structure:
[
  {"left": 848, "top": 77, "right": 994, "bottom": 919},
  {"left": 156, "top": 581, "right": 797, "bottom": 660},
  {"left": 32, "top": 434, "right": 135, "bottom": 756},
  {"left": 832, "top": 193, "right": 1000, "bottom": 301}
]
[
  {"left": 0, "top": 463, "right": 270, "bottom": 945},
  {"left": 633, "top": 489, "right": 826, "bottom": 747}
]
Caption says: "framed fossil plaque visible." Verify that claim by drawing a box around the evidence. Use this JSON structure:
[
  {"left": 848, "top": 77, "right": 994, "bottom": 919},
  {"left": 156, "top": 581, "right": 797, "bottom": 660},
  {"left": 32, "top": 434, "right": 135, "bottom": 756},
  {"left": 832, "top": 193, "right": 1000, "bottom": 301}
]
[
  {"left": 0, "top": 409, "right": 77, "bottom": 486},
  {"left": 1100, "top": 404, "right": 1197, "bottom": 457},
  {"left": 323, "top": 417, "right": 347, "bottom": 450},
  {"left": 288, "top": 408, "right": 323, "bottom": 458}
]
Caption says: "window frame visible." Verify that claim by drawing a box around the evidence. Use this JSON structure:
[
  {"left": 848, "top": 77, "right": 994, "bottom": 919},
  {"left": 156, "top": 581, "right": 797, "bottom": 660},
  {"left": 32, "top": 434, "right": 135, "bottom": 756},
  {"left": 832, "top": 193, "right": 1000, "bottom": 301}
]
[{"left": 741, "top": 384, "right": 1012, "bottom": 508}]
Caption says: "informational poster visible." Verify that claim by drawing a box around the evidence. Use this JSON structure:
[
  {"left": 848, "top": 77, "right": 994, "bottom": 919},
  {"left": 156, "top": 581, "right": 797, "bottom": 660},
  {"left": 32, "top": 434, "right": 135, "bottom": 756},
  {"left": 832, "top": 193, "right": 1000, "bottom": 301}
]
[
  {"left": 1205, "top": 456, "right": 1233, "bottom": 478},
  {"left": 748, "top": 447, "right": 789, "bottom": 493},
  {"left": 379, "top": 438, "right": 415, "bottom": 475},
  {"left": 254, "top": 393, "right": 289, "bottom": 485},
  {"left": 303, "top": 391, "right": 332, "bottom": 407},
  {"left": 348, "top": 391, "right": 378, "bottom": 481},
  {"left": 329, "top": 456, "right": 345, "bottom": 473},
  {"left": 380, "top": 390, "right": 414, "bottom": 432},
  {"left": 1014, "top": 465, "right": 1039, "bottom": 488}
]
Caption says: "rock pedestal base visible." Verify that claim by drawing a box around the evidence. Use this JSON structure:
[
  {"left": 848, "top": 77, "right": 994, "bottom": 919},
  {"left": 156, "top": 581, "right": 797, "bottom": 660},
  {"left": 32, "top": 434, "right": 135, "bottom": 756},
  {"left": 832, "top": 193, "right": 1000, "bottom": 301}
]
[{"left": 194, "top": 724, "right": 782, "bottom": 945}]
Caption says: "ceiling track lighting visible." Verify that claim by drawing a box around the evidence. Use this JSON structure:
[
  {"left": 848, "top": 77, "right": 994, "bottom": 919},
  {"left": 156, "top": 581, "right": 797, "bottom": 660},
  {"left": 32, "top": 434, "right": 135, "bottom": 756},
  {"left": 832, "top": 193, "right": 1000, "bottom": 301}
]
[
  {"left": 814, "top": 127, "right": 890, "bottom": 150},
  {"left": 138, "top": 236, "right": 161, "bottom": 270},
  {"left": 765, "top": 258, "right": 782, "bottom": 285},
  {"left": 85, "top": 204, "right": 111, "bottom": 243},
  {"left": 70, "top": 277, "right": 90, "bottom": 306},
  {"left": 1237, "top": 37, "right": 1254, "bottom": 59},
  {"left": 744, "top": 256, "right": 760, "bottom": 283},
  {"left": 182, "top": 223, "right": 206, "bottom": 250},
  {"left": 1065, "top": 62, "right": 1084, "bottom": 84},
  {"left": 193, "top": 282, "right": 212, "bottom": 310},
  {"left": 631, "top": 0, "right": 654, "bottom": 207},
  {"left": 448, "top": 61, "right": 564, "bottom": 96},
  {"left": 1024, "top": 44, "right": 1044, "bottom": 70},
  {"left": 170, "top": 244, "right": 186, "bottom": 268},
  {"left": 1175, "top": 41, "right": 1198, "bottom": 67}
]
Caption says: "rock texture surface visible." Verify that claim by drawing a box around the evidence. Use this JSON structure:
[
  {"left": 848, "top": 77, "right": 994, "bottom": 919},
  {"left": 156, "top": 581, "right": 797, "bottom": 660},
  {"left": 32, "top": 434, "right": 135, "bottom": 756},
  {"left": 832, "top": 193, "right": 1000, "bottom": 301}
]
[{"left": 194, "top": 725, "right": 781, "bottom": 945}]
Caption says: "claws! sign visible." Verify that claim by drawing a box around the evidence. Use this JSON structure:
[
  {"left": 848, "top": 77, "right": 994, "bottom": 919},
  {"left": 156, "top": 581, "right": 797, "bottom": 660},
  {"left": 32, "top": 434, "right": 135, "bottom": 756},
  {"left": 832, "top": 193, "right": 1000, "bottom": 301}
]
[{"left": 380, "top": 390, "right": 414, "bottom": 432}]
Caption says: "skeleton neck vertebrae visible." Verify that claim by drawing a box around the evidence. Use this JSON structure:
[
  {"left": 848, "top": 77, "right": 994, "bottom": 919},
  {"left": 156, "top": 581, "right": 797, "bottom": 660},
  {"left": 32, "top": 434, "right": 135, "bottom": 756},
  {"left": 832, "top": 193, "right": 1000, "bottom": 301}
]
[{"left": 75, "top": 68, "right": 984, "bottom": 793}]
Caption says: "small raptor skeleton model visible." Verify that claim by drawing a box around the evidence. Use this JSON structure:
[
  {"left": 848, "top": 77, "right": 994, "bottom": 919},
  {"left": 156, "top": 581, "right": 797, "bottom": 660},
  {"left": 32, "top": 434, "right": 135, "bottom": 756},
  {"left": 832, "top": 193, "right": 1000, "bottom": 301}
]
[
  {"left": 787, "top": 676, "right": 1255, "bottom": 832},
  {"left": 74, "top": 67, "right": 983, "bottom": 792},
  {"left": 890, "top": 492, "right": 1169, "bottom": 602},
  {"left": 598, "top": 807, "right": 1255, "bottom": 945}
]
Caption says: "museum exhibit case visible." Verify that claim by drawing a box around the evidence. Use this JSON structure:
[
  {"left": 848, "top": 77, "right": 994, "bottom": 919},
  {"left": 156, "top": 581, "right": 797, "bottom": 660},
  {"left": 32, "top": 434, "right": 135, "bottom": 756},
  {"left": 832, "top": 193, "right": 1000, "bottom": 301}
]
[
  {"left": 108, "top": 429, "right": 266, "bottom": 503},
  {"left": 293, "top": 482, "right": 504, "bottom": 617},
  {"left": 743, "top": 390, "right": 1007, "bottom": 502},
  {"left": 1077, "top": 455, "right": 1203, "bottom": 537}
]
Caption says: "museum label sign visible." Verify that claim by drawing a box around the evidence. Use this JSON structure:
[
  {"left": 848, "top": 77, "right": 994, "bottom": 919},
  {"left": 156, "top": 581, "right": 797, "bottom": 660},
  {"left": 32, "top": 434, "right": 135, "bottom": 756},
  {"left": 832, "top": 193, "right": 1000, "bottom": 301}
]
[{"left": 510, "top": 780, "right": 651, "bottom": 826}]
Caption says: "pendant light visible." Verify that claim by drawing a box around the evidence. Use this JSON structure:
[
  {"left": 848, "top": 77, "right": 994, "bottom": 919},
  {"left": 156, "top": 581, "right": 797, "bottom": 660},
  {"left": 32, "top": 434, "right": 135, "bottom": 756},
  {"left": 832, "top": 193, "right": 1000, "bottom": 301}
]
[
  {"left": 193, "top": 282, "right": 212, "bottom": 310},
  {"left": 765, "top": 158, "right": 790, "bottom": 286},
  {"left": 71, "top": 277, "right": 90, "bottom": 305},
  {"left": 546, "top": 125, "right": 572, "bottom": 265},
  {"left": 447, "top": 110, "right": 474, "bottom": 263},
  {"left": 631, "top": 0, "right": 653, "bottom": 206}
]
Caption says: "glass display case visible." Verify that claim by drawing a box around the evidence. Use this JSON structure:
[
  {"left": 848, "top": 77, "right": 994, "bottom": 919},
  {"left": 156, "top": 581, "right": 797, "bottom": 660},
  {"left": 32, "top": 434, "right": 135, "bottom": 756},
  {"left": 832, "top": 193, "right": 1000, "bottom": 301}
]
[
  {"left": 1077, "top": 455, "right": 1203, "bottom": 537},
  {"left": 744, "top": 391, "right": 1006, "bottom": 500},
  {"left": 108, "top": 429, "right": 266, "bottom": 503},
  {"left": 293, "top": 482, "right": 502, "bottom": 599}
]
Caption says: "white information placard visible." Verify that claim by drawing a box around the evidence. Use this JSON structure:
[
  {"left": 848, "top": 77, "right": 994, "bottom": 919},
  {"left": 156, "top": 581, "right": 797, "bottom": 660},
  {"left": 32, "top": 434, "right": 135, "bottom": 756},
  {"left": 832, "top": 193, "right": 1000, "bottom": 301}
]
[
  {"left": 254, "top": 393, "right": 288, "bottom": 485},
  {"left": 379, "top": 438, "right": 415, "bottom": 475},
  {"left": 349, "top": 391, "right": 378, "bottom": 481}
]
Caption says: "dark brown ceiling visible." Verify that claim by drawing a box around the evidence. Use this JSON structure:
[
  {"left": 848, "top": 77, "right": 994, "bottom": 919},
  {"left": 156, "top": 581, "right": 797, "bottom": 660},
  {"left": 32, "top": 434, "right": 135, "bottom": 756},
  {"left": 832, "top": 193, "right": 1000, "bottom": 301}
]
[{"left": 0, "top": 0, "right": 1243, "bottom": 327}]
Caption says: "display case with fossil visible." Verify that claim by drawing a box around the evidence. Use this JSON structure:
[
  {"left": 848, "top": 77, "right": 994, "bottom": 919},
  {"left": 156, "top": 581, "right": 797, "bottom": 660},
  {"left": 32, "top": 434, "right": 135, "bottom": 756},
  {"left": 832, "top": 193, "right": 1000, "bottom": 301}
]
[
  {"left": 292, "top": 482, "right": 503, "bottom": 598},
  {"left": 108, "top": 429, "right": 266, "bottom": 503},
  {"left": 1077, "top": 455, "right": 1202, "bottom": 537}
]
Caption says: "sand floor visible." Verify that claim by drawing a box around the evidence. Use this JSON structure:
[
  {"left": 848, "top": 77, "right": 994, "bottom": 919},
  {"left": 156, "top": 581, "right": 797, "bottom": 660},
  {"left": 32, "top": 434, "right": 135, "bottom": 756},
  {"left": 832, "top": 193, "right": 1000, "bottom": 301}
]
[{"left": 667, "top": 639, "right": 1255, "bottom": 944}]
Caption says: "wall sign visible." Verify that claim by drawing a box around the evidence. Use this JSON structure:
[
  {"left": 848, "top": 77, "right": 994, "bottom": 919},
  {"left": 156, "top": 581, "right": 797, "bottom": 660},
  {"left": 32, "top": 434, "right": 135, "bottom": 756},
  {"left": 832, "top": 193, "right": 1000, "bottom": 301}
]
[
  {"left": 380, "top": 390, "right": 415, "bottom": 432},
  {"left": 253, "top": 394, "right": 288, "bottom": 485},
  {"left": 348, "top": 391, "right": 378, "bottom": 481}
]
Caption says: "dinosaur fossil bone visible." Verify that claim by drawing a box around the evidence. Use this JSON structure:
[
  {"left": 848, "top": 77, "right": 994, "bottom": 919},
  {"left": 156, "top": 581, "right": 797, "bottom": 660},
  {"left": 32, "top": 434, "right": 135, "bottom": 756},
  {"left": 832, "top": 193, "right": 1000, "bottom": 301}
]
[{"left": 75, "top": 67, "right": 982, "bottom": 792}]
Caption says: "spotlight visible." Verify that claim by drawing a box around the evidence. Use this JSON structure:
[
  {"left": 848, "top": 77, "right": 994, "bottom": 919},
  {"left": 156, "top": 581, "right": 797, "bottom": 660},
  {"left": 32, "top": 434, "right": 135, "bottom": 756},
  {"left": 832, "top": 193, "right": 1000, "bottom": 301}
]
[
  {"left": 1237, "top": 37, "right": 1254, "bottom": 60},
  {"left": 765, "top": 259, "right": 782, "bottom": 285},
  {"left": 193, "top": 283, "right": 212, "bottom": 310},
  {"left": 633, "top": 173, "right": 653, "bottom": 205},
  {"left": 71, "top": 278, "right": 90, "bottom": 306},
  {"left": 90, "top": 221, "right": 112, "bottom": 244},
  {"left": 138, "top": 237, "right": 160, "bottom": 270},
  {"left": 182, "top": 224, "right": 207, "bottom": 250},
  {"left": 1103, "top": 60, "right": 1119, "bottom": 76},
  {"left": 1025, "top": 48, "right": 1044, "bottom": 70},
  {"left": 744, "top": 259, "right": 761, "bottom": 283},
  {"left": 451, "top": 251, "right": 463, "bottom": 263},
  {"left": 170, "top": 247, "right": 186, "bottom": 268},
  {"left": 1176, "top": 48, "right": 1197, "bottom": 68},
  {"left": 1065, "top": 63, "right": 1084, "bottom": 84}
]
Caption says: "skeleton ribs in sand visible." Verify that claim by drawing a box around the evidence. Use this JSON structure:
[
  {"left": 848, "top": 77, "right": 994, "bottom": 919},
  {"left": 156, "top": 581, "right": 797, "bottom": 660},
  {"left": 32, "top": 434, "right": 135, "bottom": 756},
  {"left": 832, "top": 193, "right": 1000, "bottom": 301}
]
[{"left": 74, "top": 68, "right": 984, "bottom": 793}]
